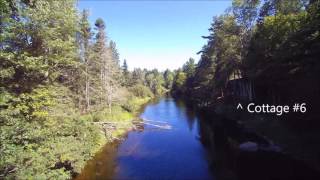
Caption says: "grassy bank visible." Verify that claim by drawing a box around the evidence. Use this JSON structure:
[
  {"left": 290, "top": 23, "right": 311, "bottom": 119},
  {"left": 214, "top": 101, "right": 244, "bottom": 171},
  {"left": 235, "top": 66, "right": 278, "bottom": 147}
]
[
  {"left": 81, "top": 96, "right": 150, "bottom": 151},
  {"left": 72, "top": 96, "right": 151, "bottom": 178}
]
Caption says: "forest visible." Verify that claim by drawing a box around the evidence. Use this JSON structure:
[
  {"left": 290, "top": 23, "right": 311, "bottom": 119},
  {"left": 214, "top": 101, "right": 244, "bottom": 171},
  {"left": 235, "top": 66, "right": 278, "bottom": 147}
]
[
  {"left": 1, "top": 0, "right": 320, "bottom": 179},
  {"left": 0, "top": 0, "right": 171, "bottom": 178},
  {"left": 172, "top": 0, "right": 320, "bottom": 112}
]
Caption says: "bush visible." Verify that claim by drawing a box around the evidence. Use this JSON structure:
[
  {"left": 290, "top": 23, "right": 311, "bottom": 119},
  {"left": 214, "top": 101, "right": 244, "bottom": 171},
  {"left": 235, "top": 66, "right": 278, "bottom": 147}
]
[
  {"left": 0, "top": 85, "right": 103, "bottom": 179},
  {"left": 128, "top": 84, "right": 154, "bottom": 98},
  {"left": 121, "top": 96, "right": 150, "bottom": 113}
]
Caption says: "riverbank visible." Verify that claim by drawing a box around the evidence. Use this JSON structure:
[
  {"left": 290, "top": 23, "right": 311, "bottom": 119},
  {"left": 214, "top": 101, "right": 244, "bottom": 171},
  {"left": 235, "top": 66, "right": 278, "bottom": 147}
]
[
  {"left": 75, "top": 97, "right": 151, "bottom": 176},
  {"left": 76, "top": 97, "right": 214, "bottom": 180}
]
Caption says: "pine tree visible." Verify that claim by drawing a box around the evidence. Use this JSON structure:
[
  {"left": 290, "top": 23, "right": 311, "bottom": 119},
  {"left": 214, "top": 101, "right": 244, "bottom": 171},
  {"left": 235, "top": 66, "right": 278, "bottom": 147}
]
[
  {"left": 93, "top": 18, "right": 121, "bottom": 112},
  {"left": 79, "top": 9, "right": 93, "bottom": 112},
  {"left": 109, "top": 40, "right": 120, "bottom": 65},
  {"left": 182, "top": 58, "right": 196, "bottom": 78},
  {"left": 122, "top": 59, "right": 129, "bottom": 86}
]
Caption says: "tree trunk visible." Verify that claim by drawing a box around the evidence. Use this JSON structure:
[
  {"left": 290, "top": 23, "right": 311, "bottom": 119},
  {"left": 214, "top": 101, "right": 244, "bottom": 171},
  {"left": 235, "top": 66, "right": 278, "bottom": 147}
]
[{"left": 85, "top": 64, "right": 90, "bottom": 111}]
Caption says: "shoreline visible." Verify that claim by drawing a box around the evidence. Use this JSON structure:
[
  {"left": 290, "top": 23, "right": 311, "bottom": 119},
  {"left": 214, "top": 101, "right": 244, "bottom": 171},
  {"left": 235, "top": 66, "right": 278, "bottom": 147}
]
[{"left": 73, "top": 97, "right": 152, "bottom": 179}]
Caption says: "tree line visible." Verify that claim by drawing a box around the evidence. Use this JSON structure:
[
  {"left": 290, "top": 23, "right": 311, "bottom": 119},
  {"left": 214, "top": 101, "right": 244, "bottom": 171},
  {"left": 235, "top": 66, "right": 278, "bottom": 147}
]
[{"left": 171, "top": 0, "right": 320, "bottom": 114}]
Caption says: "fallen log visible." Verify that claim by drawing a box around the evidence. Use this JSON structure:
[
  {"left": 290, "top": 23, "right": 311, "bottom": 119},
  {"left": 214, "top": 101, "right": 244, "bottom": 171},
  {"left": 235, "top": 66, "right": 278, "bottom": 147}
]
[
  {"left": 142, "top": 122, "right": 171, "bottom": 130},
  {"left": 143, "top": 119, "right": 168, "bottom": 124}
]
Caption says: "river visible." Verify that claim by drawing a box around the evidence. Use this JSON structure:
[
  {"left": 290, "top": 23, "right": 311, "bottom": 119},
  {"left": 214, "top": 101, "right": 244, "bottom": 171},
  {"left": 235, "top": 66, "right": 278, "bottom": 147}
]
[
  {"left": 75, "top": 97, "right": 320, "bottom": 180},
  {"left": 76, "top": 97, "right": 215, "bottom": 180}
]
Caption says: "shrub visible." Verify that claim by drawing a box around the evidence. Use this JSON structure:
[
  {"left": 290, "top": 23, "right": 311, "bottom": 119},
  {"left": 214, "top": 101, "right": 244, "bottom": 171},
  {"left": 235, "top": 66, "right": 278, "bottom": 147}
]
[{"left": 128, "top": 84, "right": 154, "bottom": 98}]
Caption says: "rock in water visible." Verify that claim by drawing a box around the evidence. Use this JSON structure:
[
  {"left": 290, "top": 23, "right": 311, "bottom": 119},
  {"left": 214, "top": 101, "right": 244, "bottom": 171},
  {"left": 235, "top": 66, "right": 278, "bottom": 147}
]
[{"left": 239, "top": 141, "right": 258, "bottom": 152}]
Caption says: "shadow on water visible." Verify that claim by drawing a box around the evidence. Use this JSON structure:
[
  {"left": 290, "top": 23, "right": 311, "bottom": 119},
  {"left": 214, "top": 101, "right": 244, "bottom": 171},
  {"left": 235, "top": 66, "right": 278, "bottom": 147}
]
[
  {"left": 75, "top": 97, "right": 320, "bottom": 180},
  {"left": 75, "top": 140, "right": 120, "bottom": 180},
  {"left": 196, "top": 109, "right": 320, "bottom": 180}
]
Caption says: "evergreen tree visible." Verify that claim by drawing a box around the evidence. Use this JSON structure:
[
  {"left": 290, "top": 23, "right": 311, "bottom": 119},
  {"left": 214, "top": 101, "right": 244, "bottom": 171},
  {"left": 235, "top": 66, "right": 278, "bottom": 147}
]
[
  {"left": 122, "top": 59, "right": 130, "bottom": 86},
  {"left": 109, "top": 40, "right": 120, "bottom": 65},
  {"left": 79, "top": 9, "right": 93, "bottom": 112},
  {"left": 93, "top": 18, "right": 121, "bottom": 111},
  {"left": 182, "top": 58, "right": 196, "bottom": 78}
]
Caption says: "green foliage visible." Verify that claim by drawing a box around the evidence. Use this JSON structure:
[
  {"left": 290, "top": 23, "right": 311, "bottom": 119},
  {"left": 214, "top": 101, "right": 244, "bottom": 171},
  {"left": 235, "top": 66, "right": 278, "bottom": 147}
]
[
  {"left": 84, "top": 96, "right": 150, "bottom": 122},
  {"left": 0, "top": 85, "right": 103, "bottom": 179},
  {"left": 0, "top": 0, "right": 151, "bottom": 179},
  {"left": 163, "top": 69, "right": 174, "bottom": 89},
  {"left": 171, "top": 69, "right": 187, "bottom": 96},
  {"left": 182, "top": 58, "right": 196, "bottom": 78},
  {"left": 127, "top": 68, "right": 167, "bottom": 96},
  {"left": 121, "top": 97, "right": 150, "bottom": 115},
  {"left": 172, "top": 0, "right": 320, "bottom": 108},
  {"left": 145, "top": 69, "right": 166, "bottom": 95},
  {"left": 245, "top": 10, "right": 315, "bottom": 82},
  {"left": 129, "top": 84, "right": 154, "bottom": 98},
  {"left": 130, "top": 68, "right": 146, "bottom": 85},
  {"left": 0, "top": 0, "right": 78, "bottom": 92},
  {"left": 92, "top": 106, "right": 133, "bottom": 122}
]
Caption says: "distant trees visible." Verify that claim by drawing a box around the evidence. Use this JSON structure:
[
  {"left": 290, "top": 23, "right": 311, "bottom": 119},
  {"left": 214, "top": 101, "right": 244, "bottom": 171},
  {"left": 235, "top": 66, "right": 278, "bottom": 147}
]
[
  {"left": 163, "top": 69, "right": 174, "bottom": 89},
  {"left": 183, "top": 58, "right": 196, "bottom": 78},
  {"left": 145, "top": 69, "right": 166, "bottom": 95},
  {"left": 117, "top": 59, "right": 173, "bottom": 96},
  {"left": 121, "top": 59, "right": 129, "bottom": 85},
  {"left": 119, "top": 61, "right": 171, "bottom": 97},
  {"left": 172, "top": 69, "right": 187, "bottom": 96},
  {"left": 171, "top": 58, "right": 195, "bottom": 96},
  {"left": 125, "top": 67, "right": 167, "bottom": 96},
  {"left": 131, "top": 68, "right": 146, "bottom": 85}
]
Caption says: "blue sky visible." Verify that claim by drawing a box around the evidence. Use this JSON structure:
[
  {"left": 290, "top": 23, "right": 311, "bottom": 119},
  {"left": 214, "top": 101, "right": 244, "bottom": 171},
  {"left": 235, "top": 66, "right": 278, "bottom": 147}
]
[{"left": 77, "top": 0, "right": 231, "bottom": 70}]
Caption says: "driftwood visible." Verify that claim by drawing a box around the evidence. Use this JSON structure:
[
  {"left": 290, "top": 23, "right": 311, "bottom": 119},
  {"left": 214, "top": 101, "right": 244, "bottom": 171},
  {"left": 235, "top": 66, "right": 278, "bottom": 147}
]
[
  {"left": 92, "top": 121, "right": 132, "bottom": 140},
  {"left": 141, "top": 118, "right": 172, "bottom": 129},
  {"left": 92, "top": 121, "right": 132, "bottom": 129},
  {"left": 92, "top": 117, "right": 172, "bottom": 140},
  {"left": 143, "top": 119, "right": 168, "bottom": 124},
  {"left": 92, "top": 121, "right": 129, "bottom": 125},
  {"left": 141, "top": 122, "right": 171, "bottom": 129},
  {"left": 0, "top": 166, "right": 17, "bottom": 177}
]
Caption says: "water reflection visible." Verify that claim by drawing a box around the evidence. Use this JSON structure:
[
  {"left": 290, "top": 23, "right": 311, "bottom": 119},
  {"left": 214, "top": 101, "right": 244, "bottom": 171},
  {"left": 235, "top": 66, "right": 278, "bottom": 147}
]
[
  {"left": 76, "top": 97, "right": 320, "bottom": 180},
  {"left": 75, "top": 141, "right": 119, "bottom": 180},
  {"left": 196, "top": 109, "right": 320, "bottom": 180},
  {"left": 115, "top": 98, "right": 213, "bottom": 179},
  {"left": 75, "top": 97, "right": 214, "bottom": 180}
]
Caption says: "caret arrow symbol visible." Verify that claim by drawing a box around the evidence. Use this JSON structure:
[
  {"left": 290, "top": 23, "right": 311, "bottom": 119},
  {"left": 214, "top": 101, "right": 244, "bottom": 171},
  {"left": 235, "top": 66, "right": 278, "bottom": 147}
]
[{"left": 237, "top": 103, "right": 243, "bottom": 110}]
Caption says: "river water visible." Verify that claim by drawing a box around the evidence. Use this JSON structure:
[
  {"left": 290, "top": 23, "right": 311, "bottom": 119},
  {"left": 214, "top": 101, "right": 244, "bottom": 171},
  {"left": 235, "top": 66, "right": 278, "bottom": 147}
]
[
  {"left": 76, "top": 97, "right": 215, "bottom": 180},
  {"left": 75, "top": 97, "right": 320, "bottom": 180}
]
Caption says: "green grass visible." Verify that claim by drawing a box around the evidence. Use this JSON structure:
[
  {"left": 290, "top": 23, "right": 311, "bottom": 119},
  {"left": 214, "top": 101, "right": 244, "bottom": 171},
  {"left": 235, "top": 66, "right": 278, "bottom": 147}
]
[
  {"left": 79, "top": 96, "right": 150, "bottom": 146},
  {"left": 93, "top": 106, "right": 134, "bottom": 122},
  {"left": 83, "top": 97, "right": 150, "bottom": 123}
]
